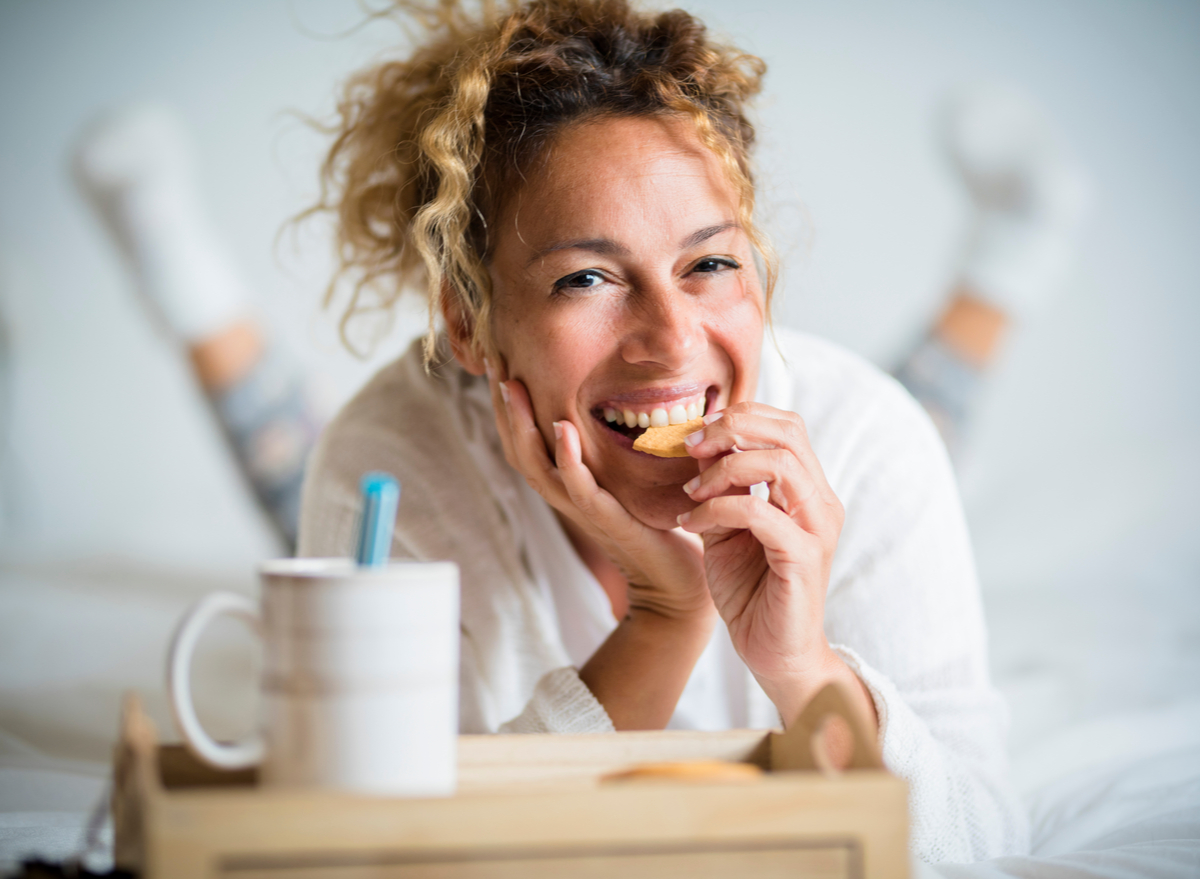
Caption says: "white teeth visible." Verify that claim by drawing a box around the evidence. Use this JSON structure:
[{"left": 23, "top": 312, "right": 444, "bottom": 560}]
[{"left": 607, "top": 396, "right": 708, "bottom": 431}]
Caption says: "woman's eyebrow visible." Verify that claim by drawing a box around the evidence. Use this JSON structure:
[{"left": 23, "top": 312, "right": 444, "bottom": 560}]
[
  {"left": 526, "top": 222, "right": 740, "bottom": 266},
  {"left": 527, "top": 238, "right": 629, "bottom": 266},
  {"left": 680, "top": 221, "right": 740, "bottom": 249}
]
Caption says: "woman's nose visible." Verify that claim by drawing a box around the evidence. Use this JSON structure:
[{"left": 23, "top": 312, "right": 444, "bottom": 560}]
[{"left": 620, "top": 282, "right": 705, "bottom": 371}]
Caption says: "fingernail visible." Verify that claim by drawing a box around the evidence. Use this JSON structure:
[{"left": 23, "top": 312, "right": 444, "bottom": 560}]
[
  {"left": 683, "top": 476, "right": 700, "bottom": 494},
  {"left": 676, "top": 512, "right": 691, "bottom": 526},
  {"left": 703, "top": 411, "right": 724, "bottom": 425},
  {"left": 499, "top": 382, "right": 510, "bottom": 405},
  {"left": 553, "top": 421, "right": 563, "bottom": 441},
  {"left": 483, "top": 357, "right": 494, "bottom": 381},
  {"left": 684, "top": 428, "right": 704, "bottom": 447}
]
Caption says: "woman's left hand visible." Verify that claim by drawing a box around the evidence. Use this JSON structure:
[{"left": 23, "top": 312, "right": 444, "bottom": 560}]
[{"left": 677, "top": 402, "right": 851, "bottom": 724}]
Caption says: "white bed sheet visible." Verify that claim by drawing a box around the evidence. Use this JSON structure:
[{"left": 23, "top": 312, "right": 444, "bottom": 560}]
[
  {"left": 926, "top": 700, "right": 1200, "bottom": 878},
  {"left": 0, "top": 735, "right": 109, "bottom": 871},
  {"left": 0, "top": 561, "right": 257, "bottom": 873}
]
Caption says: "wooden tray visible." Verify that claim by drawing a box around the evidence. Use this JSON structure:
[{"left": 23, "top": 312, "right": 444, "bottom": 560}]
[{"left": 112, "top": 685, "right": 908, "bottom": 878}]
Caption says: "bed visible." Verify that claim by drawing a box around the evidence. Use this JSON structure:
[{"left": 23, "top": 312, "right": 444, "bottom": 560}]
[{"left": 2, "top": 549, "right": 1197, "bottom": 877}]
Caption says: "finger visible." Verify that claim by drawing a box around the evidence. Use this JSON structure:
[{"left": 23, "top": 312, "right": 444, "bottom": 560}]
[
  {"left": 682, "top": 449, "right": 837, "bottom": 536},
  {"left": 484, "top": 358, "right": 520, "bottom": 471},
  {"left": 685, "top": 449, "right": 792, "bottom": 503},
  {"left": 554, "top": 422, "right": 706, "bottom": 596},
  {"left": 678, "top": 495, "right": 819, "bottom": 572},
  {"left": 716, "top": 401, "right": 805, "bottom": 421},
  {"left": 503, "top": 379, "right": 567, "bottom": 499},
  {"left": 687, "top": 406, "right": 803, "bottom": 456},
  {"left": 687, "top": 406, "right": 836, "bottom": 506},
  {"left": 553, "top": 420, "right": 644, "bottom": 544}
]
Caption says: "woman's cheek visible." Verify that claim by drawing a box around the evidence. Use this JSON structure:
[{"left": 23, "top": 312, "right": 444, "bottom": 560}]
[{"left": 708, "top": 285, "right": 763, "bottom": 344}]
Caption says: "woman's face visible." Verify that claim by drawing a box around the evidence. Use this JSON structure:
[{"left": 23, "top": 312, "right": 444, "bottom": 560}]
[{"left": 487, "top": 115, "right": 765, "bottom": 530}]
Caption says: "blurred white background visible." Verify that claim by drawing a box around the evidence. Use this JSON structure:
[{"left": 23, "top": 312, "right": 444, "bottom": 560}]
[{"left": 0, "top": 0, "right": 1197, "bottom": 768}]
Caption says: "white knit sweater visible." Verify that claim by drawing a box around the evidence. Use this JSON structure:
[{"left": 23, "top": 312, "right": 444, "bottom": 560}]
[{"left": 298, "top": 327, "right": 1029, "bottom": 863}]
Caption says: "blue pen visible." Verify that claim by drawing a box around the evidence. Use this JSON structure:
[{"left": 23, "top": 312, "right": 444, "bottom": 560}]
[{"left": 355, "top": 472, "right": 401, "bottom": 567}]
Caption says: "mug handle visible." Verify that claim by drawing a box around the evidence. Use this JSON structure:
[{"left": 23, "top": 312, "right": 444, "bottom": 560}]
[{"left": 167, "top": 591, "right": 265, "bottom": 770}]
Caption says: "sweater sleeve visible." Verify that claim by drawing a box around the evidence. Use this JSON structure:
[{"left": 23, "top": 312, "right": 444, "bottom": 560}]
[
  {"left": 798, "top": 341, "right": 1029, "bottom": 863},
  {"left": 832, "top": 644, "right": 1027, "bottom": 862},
  {"left": 498, "top": 667, "right": 616, "bottom": 734}
]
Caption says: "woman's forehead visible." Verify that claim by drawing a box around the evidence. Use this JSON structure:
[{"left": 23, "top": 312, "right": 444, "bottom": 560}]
[{"left": 496, "top": 116, "right": 743, "bottom": 258}]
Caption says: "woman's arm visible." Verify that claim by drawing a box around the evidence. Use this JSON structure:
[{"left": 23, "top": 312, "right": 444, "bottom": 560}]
[
  {"left": 769, "top": 339, "right": 1030, "bottom": 861},
  {"left": 676, "top": 402, "right": 878, "bottom": 753},
  {"left": 492, "top": 374, "right": 877, "bottom": 742},
  {"left": 577, "top": 606, "right": 714, "bottom": 730},
  {"left": 819, "top": 400, "right": 1029, "bottom": 862},
  {"left": 490, "top": 371, "right": 718, "bottom": 729}
]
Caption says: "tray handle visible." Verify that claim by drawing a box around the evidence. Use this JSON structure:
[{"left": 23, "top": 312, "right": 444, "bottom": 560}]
[
  {"left": 770, "top": 681, "right": 883, "bottom": 774},
  {"left": 112, "top": 692, "right": 162, "bottom": 874}
]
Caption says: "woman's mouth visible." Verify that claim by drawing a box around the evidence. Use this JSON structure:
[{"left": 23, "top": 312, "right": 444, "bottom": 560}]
[{"left": 590, "top": 386, "right": 718, "bottom": 444}]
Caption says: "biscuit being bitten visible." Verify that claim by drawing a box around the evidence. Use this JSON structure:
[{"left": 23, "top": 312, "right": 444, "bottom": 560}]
[{"left": 632, "top": 416, "right": 705, "bottom": 457}]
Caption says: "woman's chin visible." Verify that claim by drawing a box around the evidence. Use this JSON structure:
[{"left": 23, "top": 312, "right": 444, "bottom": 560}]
[{"left": 616, "top": 485, "right": 695, "bottom": 531}]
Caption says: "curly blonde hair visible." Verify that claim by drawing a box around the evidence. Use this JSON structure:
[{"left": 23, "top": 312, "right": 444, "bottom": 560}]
[{"left": 314, "top": 0, "right": 772, "bottom": 362}]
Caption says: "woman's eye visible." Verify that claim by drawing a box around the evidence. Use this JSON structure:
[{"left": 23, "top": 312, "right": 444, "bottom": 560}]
[
  {"left": 554, "top": 270, "right": 605, "bottom": 290},
  {"left": 693, "top": 257, "right": 739, "bottom": 274}
]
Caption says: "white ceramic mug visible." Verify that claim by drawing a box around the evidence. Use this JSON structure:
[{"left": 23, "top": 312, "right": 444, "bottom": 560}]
[{"left": 167, "top": 558, "right": 460, "bottom": 796}]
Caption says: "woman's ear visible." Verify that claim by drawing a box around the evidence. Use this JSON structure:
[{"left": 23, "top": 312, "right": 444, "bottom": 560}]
[{"left": 440, "top": 286, "right": 486, "bottom": 376}]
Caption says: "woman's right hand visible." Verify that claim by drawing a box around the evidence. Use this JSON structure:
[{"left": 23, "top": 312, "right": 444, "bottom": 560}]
[{"left": 486, "top": 362, "right": 712, "bottom": 624}]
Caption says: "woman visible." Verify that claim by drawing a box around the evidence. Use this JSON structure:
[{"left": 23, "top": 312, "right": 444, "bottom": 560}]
[{"left": 298, "top": 0, "right": 1027, "bottom": 862}]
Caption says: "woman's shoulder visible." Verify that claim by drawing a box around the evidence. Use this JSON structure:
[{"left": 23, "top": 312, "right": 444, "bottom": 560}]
[
  {"left": 311, "top": 340, "right": 457, "bottom": 470},
  {"left": 768, "top": 332, "right": 971, "bottom": 601},
  {"left": 298, "top": 338, "right": 486, "bottom": 557},
  {"left": 767, "top": 326, "right": 940, "bottom": 450},
  {"left": 765, "top": 326, "right": 955, "bottom": 522},
  {"left": 769, "top": 327, "right": 906, "bottom": 408}
]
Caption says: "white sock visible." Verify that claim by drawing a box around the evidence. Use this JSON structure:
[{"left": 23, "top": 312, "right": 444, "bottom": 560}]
[
  {"left": 944, "top": 84, "right": 1091, "bottom": 318},
  {"left": 73, "top": 105, "right": 250, "bottom": 342}
]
